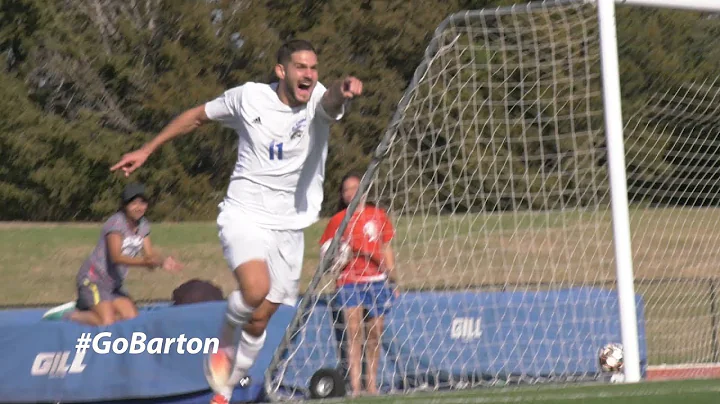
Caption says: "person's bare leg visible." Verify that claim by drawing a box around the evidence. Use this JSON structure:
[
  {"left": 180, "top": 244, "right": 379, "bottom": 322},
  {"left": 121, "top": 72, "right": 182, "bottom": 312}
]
[
  {"left": 68, "top": 301, "right": 115, "bottom": 326},
  {"left": 344, "top": 306, "right": 365, "bottom": 396},
  {"left": 226, "top": 299, "right": 280, "bottom": 386},
  {"left": 217, "top": 260, "right": 270, "bottom": 355},
  {"left": 207, "top": 260, "right": 270, "bottom": 400},
  {"left": 364, "top": 315, "right": 384, "bottom": 395},
  {"left": 113, "top": 297, "right": 139, "bottom": 321}
]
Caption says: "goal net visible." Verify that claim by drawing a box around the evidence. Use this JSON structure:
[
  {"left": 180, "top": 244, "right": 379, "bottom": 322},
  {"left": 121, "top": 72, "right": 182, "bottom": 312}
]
[{"left": 265, "top": 0, "right": 720, "bottom": 400}]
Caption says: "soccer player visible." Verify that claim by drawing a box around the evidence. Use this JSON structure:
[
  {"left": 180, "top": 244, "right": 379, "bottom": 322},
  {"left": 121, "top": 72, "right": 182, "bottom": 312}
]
[
  {"left": 109, "top": 39, "right": 363, "bottom": 404},
  {"left": 319, "top": 172, "right": 398, "bottom": 396},
  {"left": 43, "top": 183, "right": 184, "bottom": 325}
]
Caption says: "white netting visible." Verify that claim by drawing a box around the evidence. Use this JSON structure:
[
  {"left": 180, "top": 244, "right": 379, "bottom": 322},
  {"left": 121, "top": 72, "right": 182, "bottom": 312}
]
[
  {"left": 624, "top": 80, "right": 720, "bottom": 374},
  {"left": 265, "top": 0, "right": 720, "bottom": 400}
]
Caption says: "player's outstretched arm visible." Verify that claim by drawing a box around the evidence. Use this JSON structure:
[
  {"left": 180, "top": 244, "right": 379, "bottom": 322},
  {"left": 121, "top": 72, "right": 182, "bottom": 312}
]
[
  {"left": 321, "top": 76, "right": 363, "bottom": 118},
  {"left": 110, "top": 105, "right": 211, "bottom": 177}
]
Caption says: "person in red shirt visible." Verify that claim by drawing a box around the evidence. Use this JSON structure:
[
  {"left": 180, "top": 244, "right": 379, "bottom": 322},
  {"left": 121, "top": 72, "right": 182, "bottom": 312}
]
[{"left": 319, "top": 171, "right": 397, "bottom": 396}]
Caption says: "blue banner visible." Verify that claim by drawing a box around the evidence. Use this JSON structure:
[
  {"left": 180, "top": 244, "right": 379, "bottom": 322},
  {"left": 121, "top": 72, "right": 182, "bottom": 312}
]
[
  {"left": 277, "top": 287, "right": 648, "bottom": 394},
  {"left": 0, "top": 287, "right": 647, "bottom": 403},
  {"left": 0, "top": 302, "right": 295, "bottom": 403}
]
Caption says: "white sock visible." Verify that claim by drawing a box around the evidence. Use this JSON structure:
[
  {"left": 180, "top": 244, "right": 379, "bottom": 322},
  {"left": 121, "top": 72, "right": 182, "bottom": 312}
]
[
  {"left": 228, "top": 330, "right": 266, "bottom": 385},
  {"left": 219, "top": 324, "right": 235, "bottom": 355},
  {"left": 221, "top": 291, "right": 254, "bottom": 354}
]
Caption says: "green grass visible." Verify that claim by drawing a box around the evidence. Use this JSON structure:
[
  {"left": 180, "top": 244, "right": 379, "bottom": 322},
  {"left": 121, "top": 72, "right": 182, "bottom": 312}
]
[
  {"left": 0, "top": 220, "right": 329, "bottom": 307},
  {"left": 345, "top": 379, "right": 720, "bottom": 403}
]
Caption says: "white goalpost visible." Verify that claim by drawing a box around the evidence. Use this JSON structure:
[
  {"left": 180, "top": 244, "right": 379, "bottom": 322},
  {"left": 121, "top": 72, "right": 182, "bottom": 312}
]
[
  {"left": 264, "top": 0, "right": 720, "bottom": 400},
  {"left": 599, "top": 0, "right": 720, "bottom": 384},
  {"left": 597, "top": 0, "right": 641, "bottom": 384}
]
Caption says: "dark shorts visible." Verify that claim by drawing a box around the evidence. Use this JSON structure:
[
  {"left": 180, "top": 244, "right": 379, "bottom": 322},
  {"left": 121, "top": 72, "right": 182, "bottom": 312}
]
[
  {"left": 335, "top": 280, "right": 395, "bottom": 318},
  {"left": 76, "top": 277, "right": 131, "bottom": 311}
]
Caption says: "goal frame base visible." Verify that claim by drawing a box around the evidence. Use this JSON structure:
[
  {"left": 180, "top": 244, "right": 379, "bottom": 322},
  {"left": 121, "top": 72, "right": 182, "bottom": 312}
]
[{"left": 647, "top": 364, "right": 720, "bottom": 381}]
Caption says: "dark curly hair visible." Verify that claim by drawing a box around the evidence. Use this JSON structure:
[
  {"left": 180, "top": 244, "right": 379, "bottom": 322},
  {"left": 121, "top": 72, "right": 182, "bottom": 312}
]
[{"left": 277, "top": 39, "right": 316, "bottom": 65}]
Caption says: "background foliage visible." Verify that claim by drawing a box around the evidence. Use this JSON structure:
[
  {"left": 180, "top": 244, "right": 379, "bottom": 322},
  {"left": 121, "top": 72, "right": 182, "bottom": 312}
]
[{"left": 1, "top": 0, "right": 719, "bottom": 221}]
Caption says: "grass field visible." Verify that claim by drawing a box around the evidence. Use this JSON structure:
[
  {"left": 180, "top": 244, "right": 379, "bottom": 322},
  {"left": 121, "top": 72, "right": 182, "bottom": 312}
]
[
  {"left": 5, "top": 207, "right": 719, "bottom": 304},
  {"left": 342, "top": 379, "right": 720, "bottom": 403},
  {"left": 3, "top": 206, "right": 720, "bottom": 380},
  {"left": 0, "top": 219, "right": 329, "bottom": 307}
]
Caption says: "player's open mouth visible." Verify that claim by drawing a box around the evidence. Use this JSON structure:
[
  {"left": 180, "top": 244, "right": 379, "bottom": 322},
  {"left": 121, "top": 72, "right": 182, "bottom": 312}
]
[{"left": 297, "top": 82, "right": 312, "bottom": 97}]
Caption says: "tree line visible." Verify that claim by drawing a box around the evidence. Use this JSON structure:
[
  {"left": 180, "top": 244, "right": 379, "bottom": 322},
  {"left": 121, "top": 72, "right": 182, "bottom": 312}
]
[{"left": 1, "top": 0, "right": 719, "bottom": 221}]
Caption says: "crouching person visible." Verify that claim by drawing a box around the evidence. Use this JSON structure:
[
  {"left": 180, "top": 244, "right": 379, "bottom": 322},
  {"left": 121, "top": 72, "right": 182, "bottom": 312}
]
[{"left": 43, "top": 183, "right": 183, "bottom": 325}]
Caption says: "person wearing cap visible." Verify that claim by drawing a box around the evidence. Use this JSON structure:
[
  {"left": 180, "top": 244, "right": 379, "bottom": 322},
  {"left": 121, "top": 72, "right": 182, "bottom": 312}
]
[{"left": 42, "top": 183, "right": 183, "bottom": 324}]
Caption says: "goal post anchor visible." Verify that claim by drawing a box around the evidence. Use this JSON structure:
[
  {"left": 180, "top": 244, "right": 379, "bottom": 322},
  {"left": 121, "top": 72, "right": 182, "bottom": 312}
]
[{"left": 598, "top": 0, "right": 641, "bottom": 383}]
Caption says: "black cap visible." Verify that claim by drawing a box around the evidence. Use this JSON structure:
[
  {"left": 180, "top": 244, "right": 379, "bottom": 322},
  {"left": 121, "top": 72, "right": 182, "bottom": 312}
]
[{"left": 121, "top": 183, "right": 147, "bottom": 204}]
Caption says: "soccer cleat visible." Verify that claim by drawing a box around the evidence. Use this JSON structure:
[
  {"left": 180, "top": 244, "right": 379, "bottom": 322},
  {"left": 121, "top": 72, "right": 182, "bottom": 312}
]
[
  {"left": 203, "top": 349, "right": 233, "bottom": 394},
  {"left": 209, "top": 393, "right": 229, "bottom": 404},
  {"left": 41, "top": 301, "right": 76, "bottom": 321}
]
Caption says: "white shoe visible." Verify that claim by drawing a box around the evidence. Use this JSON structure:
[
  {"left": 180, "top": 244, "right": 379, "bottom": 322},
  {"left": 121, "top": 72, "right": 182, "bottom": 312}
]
[{"left": 42, "top": 301, "right": 76, "bottom": 321}]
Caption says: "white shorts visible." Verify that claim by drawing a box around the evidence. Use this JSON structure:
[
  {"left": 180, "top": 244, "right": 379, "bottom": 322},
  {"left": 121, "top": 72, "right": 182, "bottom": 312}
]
[{"left": 217, "top": 206, "right": 303, "bottom": 307}]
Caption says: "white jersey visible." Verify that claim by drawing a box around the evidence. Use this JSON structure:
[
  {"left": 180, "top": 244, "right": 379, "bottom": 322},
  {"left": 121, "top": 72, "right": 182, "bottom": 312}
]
[{"left": 204, "top": 81, "right": 343, "bottom": 230}]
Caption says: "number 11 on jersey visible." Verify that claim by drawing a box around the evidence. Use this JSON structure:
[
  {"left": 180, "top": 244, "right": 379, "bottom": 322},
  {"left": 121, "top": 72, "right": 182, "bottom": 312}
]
[{"left": 269, "top": 140, "right": 283, "bottom": 160}]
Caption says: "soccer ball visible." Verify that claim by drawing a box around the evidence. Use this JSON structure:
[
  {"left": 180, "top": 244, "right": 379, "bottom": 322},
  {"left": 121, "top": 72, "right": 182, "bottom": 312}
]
[
  {"left": 598, "top": 343, "right": 624, "bottom": 373},
  {"left": 319, "top": 239, "right": 352, "bottom": 274}
]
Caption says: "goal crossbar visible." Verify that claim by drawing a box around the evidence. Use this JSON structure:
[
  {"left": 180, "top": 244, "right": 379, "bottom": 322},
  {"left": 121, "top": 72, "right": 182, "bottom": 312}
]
[{"left": 616, "top": 0, "right": 720, "bottom": 12}]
